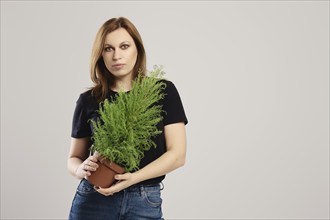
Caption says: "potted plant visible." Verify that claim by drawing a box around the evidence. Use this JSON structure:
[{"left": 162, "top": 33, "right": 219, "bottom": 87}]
[{"left": 86, "top": 66, "right": 166, "bottom": 188}]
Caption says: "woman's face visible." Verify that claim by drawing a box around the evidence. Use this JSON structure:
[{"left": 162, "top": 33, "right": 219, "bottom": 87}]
[{"left": 102, "top": 28, "right": 138, "bottom": 82}]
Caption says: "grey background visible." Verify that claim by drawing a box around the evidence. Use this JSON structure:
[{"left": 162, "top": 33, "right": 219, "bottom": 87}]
[{"left": 1, "top": 1, "right": 329, "bottom": 219}]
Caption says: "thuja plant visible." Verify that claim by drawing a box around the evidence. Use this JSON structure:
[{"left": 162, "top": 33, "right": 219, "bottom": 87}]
[{"left": 91, "top": 65, "right": 166, "bottom": 172}]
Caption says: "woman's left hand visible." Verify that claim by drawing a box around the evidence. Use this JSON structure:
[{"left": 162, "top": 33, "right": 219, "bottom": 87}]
[{"left": 94, "top": 173, "right": 136, "bottom": 196}]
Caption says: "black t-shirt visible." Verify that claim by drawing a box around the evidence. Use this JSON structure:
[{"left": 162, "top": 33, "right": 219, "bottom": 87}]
[{"left": 71, "top": 80, "right": 188, "bottom": 185}]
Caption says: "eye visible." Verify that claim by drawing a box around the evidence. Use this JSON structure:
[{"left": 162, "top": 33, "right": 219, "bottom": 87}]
[
  {"left": 104, "top": 47, "right": 113, "bottom": 52},
  {"left": 121, "top": 44, "right": 129, "bottom": 50}
]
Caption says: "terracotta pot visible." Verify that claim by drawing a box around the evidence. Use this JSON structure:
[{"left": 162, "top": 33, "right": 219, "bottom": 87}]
[{"left": 86, "top": 154, "right": 125, "bottom": 188}]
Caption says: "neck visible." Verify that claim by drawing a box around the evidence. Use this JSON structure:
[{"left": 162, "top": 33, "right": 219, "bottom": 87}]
[{"left": 111, "top": 78, "right": 133, "bottom": 92}]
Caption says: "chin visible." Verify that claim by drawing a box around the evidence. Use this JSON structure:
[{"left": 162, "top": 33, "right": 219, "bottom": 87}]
[{"left": 111, "top": 70, "right": 133, "bottom": 78}]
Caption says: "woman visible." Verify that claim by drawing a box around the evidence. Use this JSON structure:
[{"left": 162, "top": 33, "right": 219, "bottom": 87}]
[{"left": 67, "top": 17, "right": 188, "bottom": 220}]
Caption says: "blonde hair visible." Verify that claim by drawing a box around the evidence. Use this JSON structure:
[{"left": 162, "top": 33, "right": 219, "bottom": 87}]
[{"left": 90, "top": 17, "right": 146, "bottom": 102}]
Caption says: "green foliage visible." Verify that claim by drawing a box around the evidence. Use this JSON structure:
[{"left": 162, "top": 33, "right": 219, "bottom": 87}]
[{"left": 91, "top": 65, "right": 166, "bottom": 172}]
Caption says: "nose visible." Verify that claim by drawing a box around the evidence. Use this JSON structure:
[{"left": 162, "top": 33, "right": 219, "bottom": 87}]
[{"left": 112, "top": 49, "right": 121, "bottom": 61}]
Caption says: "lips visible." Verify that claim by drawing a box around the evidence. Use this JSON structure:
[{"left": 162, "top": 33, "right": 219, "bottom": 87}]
[{"left": 112, "top": 63, "right": 125, "bottom": 69}]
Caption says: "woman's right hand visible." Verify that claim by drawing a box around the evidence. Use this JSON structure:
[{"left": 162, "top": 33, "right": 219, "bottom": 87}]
[{"left": 75, "top": 155, "right": 99, "bottom": 179}]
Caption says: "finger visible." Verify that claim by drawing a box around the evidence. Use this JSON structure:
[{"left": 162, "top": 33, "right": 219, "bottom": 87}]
[
  {"left": 115, "top": 173, "right": 130, "bottom": 180},
  {"left": 84, "top": 157, "right": 99, "bottom": 170},
  {"left": 77, "top": 167, "right": 90, "bottom": 178},
  {"left": 84, "top": 163, "right": 97, "bottom": 172},
  {"left": 84, "top": 159, "right": 92, "bottom": 166},
  {"left": 89, "top": 156, "right": 98, "bottom": 162},
  {"left": 88, "top": 161, "right": 99, "bottom": 169},
  {"left": 94, "top": 187, "right": 114, "bottom": 196}
]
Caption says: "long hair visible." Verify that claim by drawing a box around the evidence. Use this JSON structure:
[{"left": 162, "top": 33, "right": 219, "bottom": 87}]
[{"left": 90, "top": 17, "right": 146, "bottom": 102}]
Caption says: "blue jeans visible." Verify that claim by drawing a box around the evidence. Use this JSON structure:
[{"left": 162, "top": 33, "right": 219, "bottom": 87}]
[{"left": 69, "top": 179, "right": 164, "bottom": 220}]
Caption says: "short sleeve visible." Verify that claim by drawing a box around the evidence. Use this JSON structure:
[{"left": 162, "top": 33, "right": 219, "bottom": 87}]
[
  {"left": 162, "top": 81, "right": 188, "bottom": 126},
  {"left": 71, "top": 94, "right": 93, "bottom": 138}
]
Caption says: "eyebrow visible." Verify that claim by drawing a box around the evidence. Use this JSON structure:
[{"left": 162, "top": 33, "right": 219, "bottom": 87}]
[{"left": 104, "top": 41, "right": 130, "bottom": 47}]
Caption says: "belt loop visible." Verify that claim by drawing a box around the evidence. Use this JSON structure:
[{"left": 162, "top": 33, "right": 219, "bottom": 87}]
[
  {"left": 140, "top": 185, "right": 145, "bottom": 194},
  {"left": 160, "top": 182, "right": 164, "bottom": 190}
]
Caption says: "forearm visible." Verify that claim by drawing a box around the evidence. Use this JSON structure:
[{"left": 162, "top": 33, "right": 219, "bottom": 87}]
[
  {"left": 132, "top": 149, "right": 185, "bottom": 184},
  {"left": 67, "top": 137, "right": 91, "bottom": 179},
  {"left": 67, "top": 157, "right": 84, "bottom": 179}
]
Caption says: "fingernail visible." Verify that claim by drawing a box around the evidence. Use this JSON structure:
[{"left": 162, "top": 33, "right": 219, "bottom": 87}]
[{"left": 94, "top": 186, "right": 99, "bottom": 190}]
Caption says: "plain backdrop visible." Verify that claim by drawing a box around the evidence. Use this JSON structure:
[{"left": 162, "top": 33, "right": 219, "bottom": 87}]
[{"left": 1, "top": 1, "right": 329, "bottom": 219}]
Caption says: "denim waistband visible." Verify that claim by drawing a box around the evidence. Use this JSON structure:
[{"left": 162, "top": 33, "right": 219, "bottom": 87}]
[{"left": 125, "top": 182, "right": 164, "bottom": 192}]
